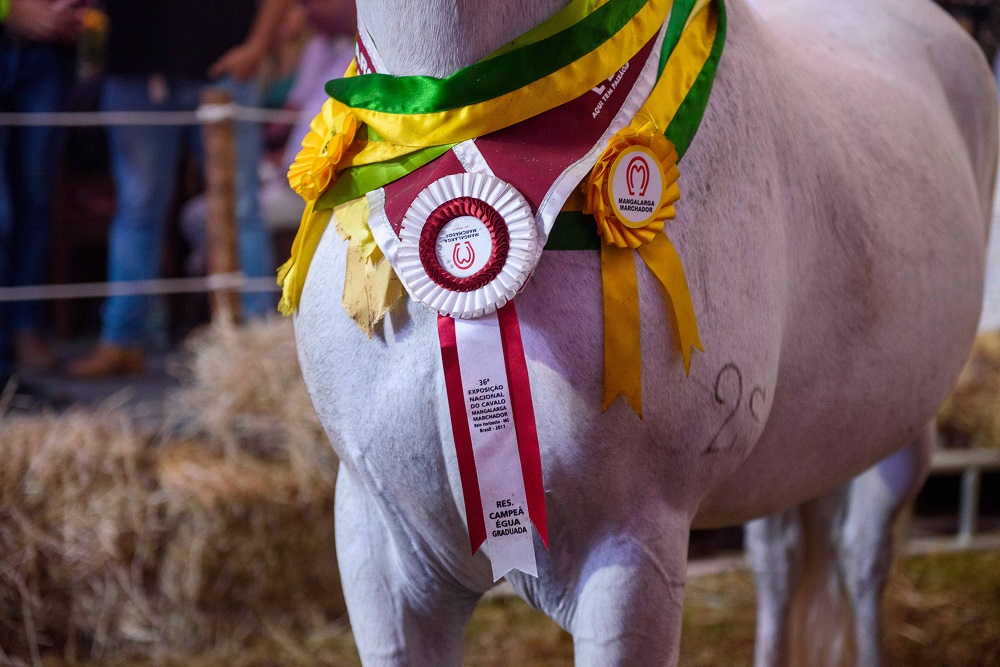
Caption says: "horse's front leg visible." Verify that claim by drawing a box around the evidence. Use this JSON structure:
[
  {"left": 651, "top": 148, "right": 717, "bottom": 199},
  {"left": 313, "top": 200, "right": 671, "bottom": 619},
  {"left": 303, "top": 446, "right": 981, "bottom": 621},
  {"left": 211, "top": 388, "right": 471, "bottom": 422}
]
[
  {"left": 509, "top": 507, "right": 691, "bottom": 667},
  {"left": 572, "top": 530, "right": 689, "bottom": 666},
  {"left": 334, "top": 462, "right": 481, "bottom": 666}
]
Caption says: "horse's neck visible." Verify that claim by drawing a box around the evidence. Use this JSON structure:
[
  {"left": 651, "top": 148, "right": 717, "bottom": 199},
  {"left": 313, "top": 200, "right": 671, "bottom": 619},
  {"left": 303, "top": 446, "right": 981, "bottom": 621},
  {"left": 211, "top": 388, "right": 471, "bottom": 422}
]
[{"left": 357, "top": 0, "right": 571, "bottom": 76}]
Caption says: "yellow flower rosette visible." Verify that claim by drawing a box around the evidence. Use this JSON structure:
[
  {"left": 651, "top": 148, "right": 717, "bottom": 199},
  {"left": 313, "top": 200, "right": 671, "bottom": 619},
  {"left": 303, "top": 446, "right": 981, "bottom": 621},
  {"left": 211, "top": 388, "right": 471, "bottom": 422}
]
[
  {"left": 584, "top": 115, "right": 681, "bottom": 248},
  {"left": 582, "top": 115, "right": 699, "bottom": 418},
  {"left": 287, "top": 98, "right": 362, "bottom": 202}
]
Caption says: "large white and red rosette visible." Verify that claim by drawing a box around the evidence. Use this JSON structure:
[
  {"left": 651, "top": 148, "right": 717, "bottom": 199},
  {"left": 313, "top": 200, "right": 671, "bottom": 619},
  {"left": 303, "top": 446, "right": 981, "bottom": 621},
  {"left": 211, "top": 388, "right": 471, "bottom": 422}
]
[
  {"left": 395, "top": 173, "right": 542, "bottom": 319},
  {"left": 391, "top": 172, "right": 548, "bottom": 580}
]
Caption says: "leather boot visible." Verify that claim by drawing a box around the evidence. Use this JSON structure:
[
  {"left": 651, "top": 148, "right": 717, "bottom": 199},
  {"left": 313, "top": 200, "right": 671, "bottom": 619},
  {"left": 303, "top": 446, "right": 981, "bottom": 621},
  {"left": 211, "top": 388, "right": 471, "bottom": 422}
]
[{"left": 67, "top": 344, "right": 145, "bottom": 379}]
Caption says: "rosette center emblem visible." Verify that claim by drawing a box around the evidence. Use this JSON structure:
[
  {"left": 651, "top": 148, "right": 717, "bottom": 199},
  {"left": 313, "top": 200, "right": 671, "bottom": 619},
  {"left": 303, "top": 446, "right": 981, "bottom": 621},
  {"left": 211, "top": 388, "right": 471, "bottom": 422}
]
[
  {"left": 584, "top": 117, "right": 681, "bottom": 248},
  {"left": 396, "top": 173, "right": 541, "bottom": 319}
]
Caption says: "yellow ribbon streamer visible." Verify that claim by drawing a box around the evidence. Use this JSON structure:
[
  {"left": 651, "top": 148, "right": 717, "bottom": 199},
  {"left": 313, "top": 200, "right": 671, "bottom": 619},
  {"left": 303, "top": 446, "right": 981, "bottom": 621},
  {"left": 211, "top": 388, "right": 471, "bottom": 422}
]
[
  {"left": 277, "top": 200, "right": 330, "bottom": 316},
  {"left": 601, "top": 245, "right": 643, "bottom": 416},
  {"left": 334, "top": 195, "right": 380, "bottom": 262},
  {"left": 635, "top": 235, "right": 703, "bottom": 373},
  {"left": 594, "top": 1, "right": 716, "bottom": 414}
]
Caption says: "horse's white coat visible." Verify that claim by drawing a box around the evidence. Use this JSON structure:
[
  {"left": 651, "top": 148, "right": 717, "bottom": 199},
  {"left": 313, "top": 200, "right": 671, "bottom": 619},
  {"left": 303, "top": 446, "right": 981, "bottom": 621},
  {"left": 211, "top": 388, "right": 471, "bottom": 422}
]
[{"left": 294, "top": 0, "right": 998, "bottom": 663}]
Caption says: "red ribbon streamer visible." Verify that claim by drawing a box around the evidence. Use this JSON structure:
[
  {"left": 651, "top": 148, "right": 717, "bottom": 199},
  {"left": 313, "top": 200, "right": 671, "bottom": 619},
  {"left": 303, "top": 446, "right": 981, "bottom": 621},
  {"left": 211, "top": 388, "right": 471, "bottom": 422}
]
[
  {"left": 497, "top": 302, "right": 549, "bottom": 548},
  {"left": 437, "top": 315, "right": 488, "bottom": 553},
  {"left": 437, "top": 303, "right": 549, "bottom": 555}
]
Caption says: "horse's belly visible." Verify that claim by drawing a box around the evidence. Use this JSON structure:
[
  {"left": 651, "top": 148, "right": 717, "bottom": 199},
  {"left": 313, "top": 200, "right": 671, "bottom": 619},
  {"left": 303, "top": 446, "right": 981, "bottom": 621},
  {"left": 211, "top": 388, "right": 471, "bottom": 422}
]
[{"left": 694, "top": 170, "right": 989, "bottom": 527}]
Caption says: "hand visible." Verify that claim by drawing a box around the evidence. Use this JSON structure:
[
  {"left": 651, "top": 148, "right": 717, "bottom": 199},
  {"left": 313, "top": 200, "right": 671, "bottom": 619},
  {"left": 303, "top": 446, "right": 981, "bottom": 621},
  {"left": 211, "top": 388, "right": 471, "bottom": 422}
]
[
  {"left": 208, "top": 40, "right": 267, "bottom": 82},
  {"left": 6, "top": 0, "right": 83, "bottom": 43}
]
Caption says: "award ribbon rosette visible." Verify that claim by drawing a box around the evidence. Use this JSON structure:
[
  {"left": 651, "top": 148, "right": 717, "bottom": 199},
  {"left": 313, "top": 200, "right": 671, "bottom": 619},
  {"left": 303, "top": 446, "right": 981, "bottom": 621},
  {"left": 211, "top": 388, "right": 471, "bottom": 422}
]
[{"left": 278, "top": 0, "right": 726, "bottom": 580}]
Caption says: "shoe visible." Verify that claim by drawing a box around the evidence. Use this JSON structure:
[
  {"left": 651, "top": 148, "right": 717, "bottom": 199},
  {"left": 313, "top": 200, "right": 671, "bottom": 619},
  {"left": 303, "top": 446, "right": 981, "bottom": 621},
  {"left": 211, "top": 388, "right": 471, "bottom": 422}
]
[
  {"left": 66, "top": 344, "right": 145, "bottom": 379},
  {"left": 12, "top": 332, "right": 59, "bottom": 371}
]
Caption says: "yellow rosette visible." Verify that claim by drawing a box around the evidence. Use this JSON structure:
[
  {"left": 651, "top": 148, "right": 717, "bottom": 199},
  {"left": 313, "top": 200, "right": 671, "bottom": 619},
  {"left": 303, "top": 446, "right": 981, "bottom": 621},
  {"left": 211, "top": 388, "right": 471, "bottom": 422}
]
[
  {"left": 279, "top": 98, "right": 366, "bottom": 318},
  {"left": 279, "top": 83, "right": 409, "bottom": 329},
  {"left": 584, "top": 116, "right": 702, "bottom": 417},
  {"left": 586, "top": 116, "right": 680, "bottom": 248},
  {"left": 287, "top": 98, "right": 362, "bottom": 202}
]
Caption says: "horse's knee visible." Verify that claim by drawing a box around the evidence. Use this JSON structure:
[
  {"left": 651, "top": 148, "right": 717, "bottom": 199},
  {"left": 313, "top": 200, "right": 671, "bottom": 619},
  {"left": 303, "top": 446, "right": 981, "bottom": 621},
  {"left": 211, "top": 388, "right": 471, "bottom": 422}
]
[
  {"left": 565, "top": 535, "right": 688, "bottom": 667},
  {"left": 573, "top": 566, "right": 686, "bottom": 666},
  {"left": 746, "top": 511, "right": 803, "bottom": 574}
]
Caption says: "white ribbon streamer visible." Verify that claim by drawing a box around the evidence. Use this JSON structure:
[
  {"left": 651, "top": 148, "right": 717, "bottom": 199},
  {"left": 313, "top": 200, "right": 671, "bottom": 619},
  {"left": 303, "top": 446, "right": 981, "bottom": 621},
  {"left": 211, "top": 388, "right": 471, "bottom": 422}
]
[{"left": 454, "top": 312, "right": 538, "bottom": 580}]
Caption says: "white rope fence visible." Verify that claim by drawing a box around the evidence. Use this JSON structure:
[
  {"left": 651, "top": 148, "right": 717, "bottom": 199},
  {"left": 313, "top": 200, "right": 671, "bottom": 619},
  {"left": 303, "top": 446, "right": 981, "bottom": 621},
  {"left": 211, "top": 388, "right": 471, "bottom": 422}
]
[
  {"left": 0, "top": 105, "right": 300, "bottom": 127},
  {"left": 0, "top": 274, "right": 279, "bottom": 303},
  {"left": 0, "top": 102, "right": 297, "bottom": 308}
]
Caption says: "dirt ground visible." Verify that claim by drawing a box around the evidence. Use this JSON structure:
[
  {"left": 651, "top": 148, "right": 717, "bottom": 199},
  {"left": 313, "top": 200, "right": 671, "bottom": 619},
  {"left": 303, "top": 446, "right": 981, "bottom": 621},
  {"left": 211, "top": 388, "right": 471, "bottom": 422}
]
[{"left": 74, "top": 550, "right": 999, "bottom": 667}]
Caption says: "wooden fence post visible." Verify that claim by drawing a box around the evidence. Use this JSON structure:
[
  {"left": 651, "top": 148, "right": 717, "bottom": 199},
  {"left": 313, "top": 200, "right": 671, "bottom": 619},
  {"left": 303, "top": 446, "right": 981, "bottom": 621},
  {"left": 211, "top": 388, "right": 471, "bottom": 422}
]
[{"left": 200, "top": 87, "right": 241, "bottom": 324}]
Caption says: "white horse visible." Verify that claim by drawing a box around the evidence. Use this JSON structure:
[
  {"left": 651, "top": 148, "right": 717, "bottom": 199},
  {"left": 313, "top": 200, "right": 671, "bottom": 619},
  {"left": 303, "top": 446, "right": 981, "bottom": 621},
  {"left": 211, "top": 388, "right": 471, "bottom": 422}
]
[{"left": 294, "top": 0, "right": 997, "bottom": 664}]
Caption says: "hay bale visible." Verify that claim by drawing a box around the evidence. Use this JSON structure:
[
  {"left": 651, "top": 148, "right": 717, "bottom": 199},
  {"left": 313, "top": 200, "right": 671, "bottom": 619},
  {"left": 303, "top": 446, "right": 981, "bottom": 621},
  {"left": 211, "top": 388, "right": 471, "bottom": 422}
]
[
  {"left": 152, "top": 322, "right": 345, "bottom": 656},
  {"left": 938, "top": 331, "right": 1000, "bottom": 449},
  {"left": 0, "top": 411, "right": 159, "bottom": 665},
  {"left": 153, "top": 442, "right": 343, "bottom": 654},
  {"left": 0, "top": 321, "right": 345, "bottom": 665},
  {"left": 167, "top": 320, "right": 337, "bottom": 489}
]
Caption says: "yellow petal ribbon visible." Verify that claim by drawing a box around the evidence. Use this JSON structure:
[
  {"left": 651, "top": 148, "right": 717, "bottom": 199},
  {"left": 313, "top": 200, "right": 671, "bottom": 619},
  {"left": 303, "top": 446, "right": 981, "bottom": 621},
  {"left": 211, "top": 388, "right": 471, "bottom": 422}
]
[
  {"left": 333, "top": 196, "right": 403, "bottom": 336},
  {"left": 587, "top": 116, "right": 680, "bottom": 248},
  {"left": 286, "top": 99, "right": 361, "bottom": 201}
]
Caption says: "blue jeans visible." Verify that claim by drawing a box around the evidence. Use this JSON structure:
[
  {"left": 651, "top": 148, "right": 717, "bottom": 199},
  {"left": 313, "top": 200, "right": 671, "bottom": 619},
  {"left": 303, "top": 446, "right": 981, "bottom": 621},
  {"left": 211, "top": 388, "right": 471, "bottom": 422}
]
[
  {"left": 100, "top": 75, "right": 274, "bottom": 346},
  {"left": 0, "top": 39, "right": 74, "bottom": 375}
]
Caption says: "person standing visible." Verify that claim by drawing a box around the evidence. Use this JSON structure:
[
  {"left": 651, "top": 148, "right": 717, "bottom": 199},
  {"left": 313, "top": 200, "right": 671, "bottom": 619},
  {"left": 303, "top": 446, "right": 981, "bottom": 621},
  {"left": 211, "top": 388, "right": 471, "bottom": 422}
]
[
  {"left": 257, "top": 0, "right": 357, "bottom": 233},
  {"left": 69, "top": 0, "right": 292, "bottom": 378},
  {"left": 0, "top": 0, "right": 79, "bottom": 385}
]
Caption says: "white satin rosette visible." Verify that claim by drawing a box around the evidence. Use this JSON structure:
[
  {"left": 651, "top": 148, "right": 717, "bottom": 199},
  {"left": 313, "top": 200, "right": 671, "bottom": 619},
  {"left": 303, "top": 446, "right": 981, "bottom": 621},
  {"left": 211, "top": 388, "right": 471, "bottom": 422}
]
[{"left": 396, "top": 173, "right": 542, "bottom": 319}]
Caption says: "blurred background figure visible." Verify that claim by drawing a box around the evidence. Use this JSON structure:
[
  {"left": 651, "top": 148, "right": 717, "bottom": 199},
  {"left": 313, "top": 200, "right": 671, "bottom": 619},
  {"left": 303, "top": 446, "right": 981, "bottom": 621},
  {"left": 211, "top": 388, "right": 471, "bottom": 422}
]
[
  {"left": 260, "top": 0, "right": 356, "bottom": 231},
  {"left": 0, "top": 0, "right": 80, "bottom": 387},
  {"left": 68, "top": 0, "right": 293, "bottom": 378},
  {"left": 181, "top": 0, "right": 356, "bottom": 274}
]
